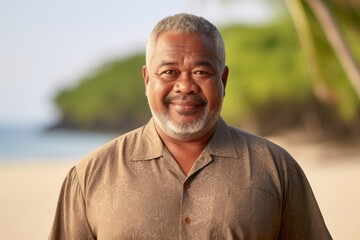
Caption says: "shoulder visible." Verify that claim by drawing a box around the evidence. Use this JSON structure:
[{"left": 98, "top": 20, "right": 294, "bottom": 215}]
[
  {"left": 213, "top": 119, "right": 295, "bottom": 166},
  {"left": 74, "top": 125, "right": 147, "bottom": 187},
  {"left": 226, "top": 125, "right": 302, "bottom": 178},
  {"left": 229, "top": 125, "right": 291, "bottom": 158},
  {"left": 83, "top": 125, "right": 145, "bottom": 162},
  {"left": 226, "top": 125, "right": 311, "bottom": 197}
]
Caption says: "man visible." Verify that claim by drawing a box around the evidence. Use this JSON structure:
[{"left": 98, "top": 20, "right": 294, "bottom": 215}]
[{"left": 49, "top": 13, "right": 332, "bottom": 239}]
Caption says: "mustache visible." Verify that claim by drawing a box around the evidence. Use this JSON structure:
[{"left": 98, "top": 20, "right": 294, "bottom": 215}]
[{"left": 164, "top": 94, "right": 207, "bottom": 105}]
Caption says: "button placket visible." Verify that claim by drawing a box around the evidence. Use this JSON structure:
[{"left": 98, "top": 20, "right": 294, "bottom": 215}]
[{"left": 181, "top": 178, "right": 193, "bottom": 236}]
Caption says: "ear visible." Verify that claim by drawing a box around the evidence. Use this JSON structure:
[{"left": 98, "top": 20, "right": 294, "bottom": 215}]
[
  {"left": 221, "top": 66, "right": 229, "bottom": 96},
  {"left": 142, "top": 65, "right": 149, "bottom": 96}
]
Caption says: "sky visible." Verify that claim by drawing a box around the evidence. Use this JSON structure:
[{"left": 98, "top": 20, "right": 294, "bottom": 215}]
[{"left": 0, "top": 0, "right": 273, "bottom": 127}]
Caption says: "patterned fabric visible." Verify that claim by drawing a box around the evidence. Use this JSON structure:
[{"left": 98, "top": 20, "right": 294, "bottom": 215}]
[{"left": 49, "top": 118, "right": 332, "bottom": 239}]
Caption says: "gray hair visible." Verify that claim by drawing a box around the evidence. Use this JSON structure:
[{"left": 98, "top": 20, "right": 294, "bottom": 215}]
[{"left": 145, "top": 13, "right": 226, "bottom": 70}]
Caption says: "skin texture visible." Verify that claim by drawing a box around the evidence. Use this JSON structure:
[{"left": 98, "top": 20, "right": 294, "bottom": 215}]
[{"left": 142, "top": 31, "right": 229, "bottom": 175}]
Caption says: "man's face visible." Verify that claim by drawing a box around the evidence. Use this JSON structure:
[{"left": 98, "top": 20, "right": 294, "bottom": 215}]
[{"left": 142, "top": 31, "right": 228, "bottom": 141}]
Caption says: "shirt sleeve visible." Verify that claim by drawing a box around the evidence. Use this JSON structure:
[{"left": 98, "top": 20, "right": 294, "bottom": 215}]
[
  {"left": 278, "top": 155, "right": 332, "bottom": 239},
  {"left": 48, "top": 166, "right": 95, "bottom": 240}
]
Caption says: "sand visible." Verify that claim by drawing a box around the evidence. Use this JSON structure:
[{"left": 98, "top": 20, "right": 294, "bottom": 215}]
[
  {"left": 0, "top": 159, "right": 76, "bottom": 240},
  {"left": 0, "top": 135, "right": 359, "bottom": 239},
  {"left": 269, "top": 134, "right": 360, "bottom": 240}
]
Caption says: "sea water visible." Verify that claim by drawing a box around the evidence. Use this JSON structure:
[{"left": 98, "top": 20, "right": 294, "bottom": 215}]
[{"left": 0, "top": 125, "right": 118, "bottom": 162}]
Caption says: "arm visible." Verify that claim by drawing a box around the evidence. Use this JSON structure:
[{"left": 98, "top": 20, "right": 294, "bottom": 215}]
[
  {"left": 278, "top": 156, "right": 332, "bottom": 240},
  {"left": 49, "top": 167, "right": 95, "bottom": 240}
]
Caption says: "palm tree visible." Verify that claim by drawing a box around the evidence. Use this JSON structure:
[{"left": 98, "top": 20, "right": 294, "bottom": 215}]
[
  {"left": 189, "top": 0, "right": 360, "bottom": 100},
  {"left": 286, "top": 0, "right": 360, "bottom": 100}
]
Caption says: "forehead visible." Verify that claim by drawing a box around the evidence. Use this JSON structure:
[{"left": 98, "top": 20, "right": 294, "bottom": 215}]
[{"left": 152, "top": 32, "right": 217, "bottom": 61}]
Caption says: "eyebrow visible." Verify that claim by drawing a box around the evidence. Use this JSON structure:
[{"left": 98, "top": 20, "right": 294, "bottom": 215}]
[
  {"left": 158, "top": 61, "right": 177, "bottom": 68},
  {"left": 157, "top": 59, "right": 215, "bottom": 69},
  {"left": 193, "top": 60, "right": 214, "bottom": 68}
]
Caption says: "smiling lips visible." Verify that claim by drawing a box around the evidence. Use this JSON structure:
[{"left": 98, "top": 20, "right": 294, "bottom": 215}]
[{"left": 164, "top": 94, "right": 206, "bottom": 113}]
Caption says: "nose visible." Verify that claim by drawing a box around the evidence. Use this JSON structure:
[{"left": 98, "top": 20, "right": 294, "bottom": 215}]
[{"left": 173, "top": 73, "right": 200, "bottom": 94}]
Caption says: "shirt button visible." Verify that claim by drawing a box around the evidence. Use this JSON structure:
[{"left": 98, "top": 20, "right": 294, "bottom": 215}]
[{"left": 183, "top": 216, "right": 191, "bottom": 225}]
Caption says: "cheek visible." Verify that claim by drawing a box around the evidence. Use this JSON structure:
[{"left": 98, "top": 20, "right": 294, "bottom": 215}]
[
  {"left": 147, "top": 80, "right": 172, "bottom": 104},
  {"left": 202, "top": 82, "right": 224, "bottom": 109}
]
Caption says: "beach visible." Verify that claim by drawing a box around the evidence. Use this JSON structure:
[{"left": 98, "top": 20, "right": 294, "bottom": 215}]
[
  {"left": 0, "top": 134, "right": 359, "bottom": 239},
  {"left": 269, "top": 133, "right": 360, "bottom": 240},
  {"left": 0, "top": 159, "right": 76, "bottom": 239}
]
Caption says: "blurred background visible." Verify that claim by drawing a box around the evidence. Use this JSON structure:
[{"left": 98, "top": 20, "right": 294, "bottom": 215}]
[{"left": 0, "top": 0, "right": 359, "bottom": 239}]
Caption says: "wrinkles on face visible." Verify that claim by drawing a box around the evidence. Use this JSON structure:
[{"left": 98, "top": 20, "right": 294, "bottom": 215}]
[{"left": 144, "top": 32, "right": 227, "bottom": 141}]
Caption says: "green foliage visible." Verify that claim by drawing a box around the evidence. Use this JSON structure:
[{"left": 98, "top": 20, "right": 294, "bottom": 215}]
[
  {"left": 304, "top": 4, "right": 360, "bottom": 122},
  {"left": 221, "top": 18, "right": 312, "bottom": 126},
  {"left": 53, "top": 17, "right": 359, "bottom": 134},
  {"left": 55, "top": 54, "right": 150, "bottom": 131}
]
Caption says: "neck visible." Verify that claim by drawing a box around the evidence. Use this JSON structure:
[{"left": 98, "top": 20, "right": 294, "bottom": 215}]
[{"left": 154, "top": 123, "right": 216, "bottom": 175}]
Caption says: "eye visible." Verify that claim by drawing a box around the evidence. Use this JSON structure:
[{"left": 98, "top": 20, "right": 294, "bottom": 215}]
[
  {"left": 193, "top": 70, "right": 211, "bottom": 78},
  {"left": 158, "top": 69, "right": 179, "bottom": 80},
  {"left": 162, "top": 70, "right": 177, "bottom": 75},
  {"left": 194, "top": 70, "right": 207, "bottom": 75}
]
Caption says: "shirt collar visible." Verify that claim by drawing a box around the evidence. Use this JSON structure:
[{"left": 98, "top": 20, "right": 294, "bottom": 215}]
[
  {"left": 130, "top": 117, "right": 239, "bottom": 161},
  {"left": 131, "top": 118, "right": 164, "bottom": 161},
  {"left": 207, "top": 117, "right": 239, "bottom": 159}
]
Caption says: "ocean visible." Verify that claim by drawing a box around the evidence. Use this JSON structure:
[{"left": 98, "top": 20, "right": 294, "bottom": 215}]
[{"left": 0, "top": 125, "right": 118, "bottom": 162}]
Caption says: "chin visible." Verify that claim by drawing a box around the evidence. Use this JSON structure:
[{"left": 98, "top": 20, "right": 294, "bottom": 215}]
[{"left": 152, "top": 108, "right": 220, "bottom": 141}]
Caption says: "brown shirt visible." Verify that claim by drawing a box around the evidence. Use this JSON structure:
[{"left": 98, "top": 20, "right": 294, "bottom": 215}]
[{"left": 49, "top": 118, "right": 332, "bottom": 240}]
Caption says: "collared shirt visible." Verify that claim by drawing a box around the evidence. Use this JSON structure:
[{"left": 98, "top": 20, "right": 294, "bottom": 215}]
[{"left": 49, "top": 118, "right": 332, "bottom": 240}]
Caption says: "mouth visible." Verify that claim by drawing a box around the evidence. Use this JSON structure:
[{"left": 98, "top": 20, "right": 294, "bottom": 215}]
[
  {"left": 164, "top": 94, "right": 206, "bottom": 115},
  {"left": 171, "top": 102, "right": 202, "bottom": 112}
]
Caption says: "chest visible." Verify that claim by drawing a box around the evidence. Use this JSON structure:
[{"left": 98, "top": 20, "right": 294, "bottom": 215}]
[{"left": 85, "top": 157, "right": 282, "bottom": 239}]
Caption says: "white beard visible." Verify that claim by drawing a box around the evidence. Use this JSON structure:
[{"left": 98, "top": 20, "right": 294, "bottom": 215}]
[{"left": 149, "top": 102, "right": 220, "bottom": 141}]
